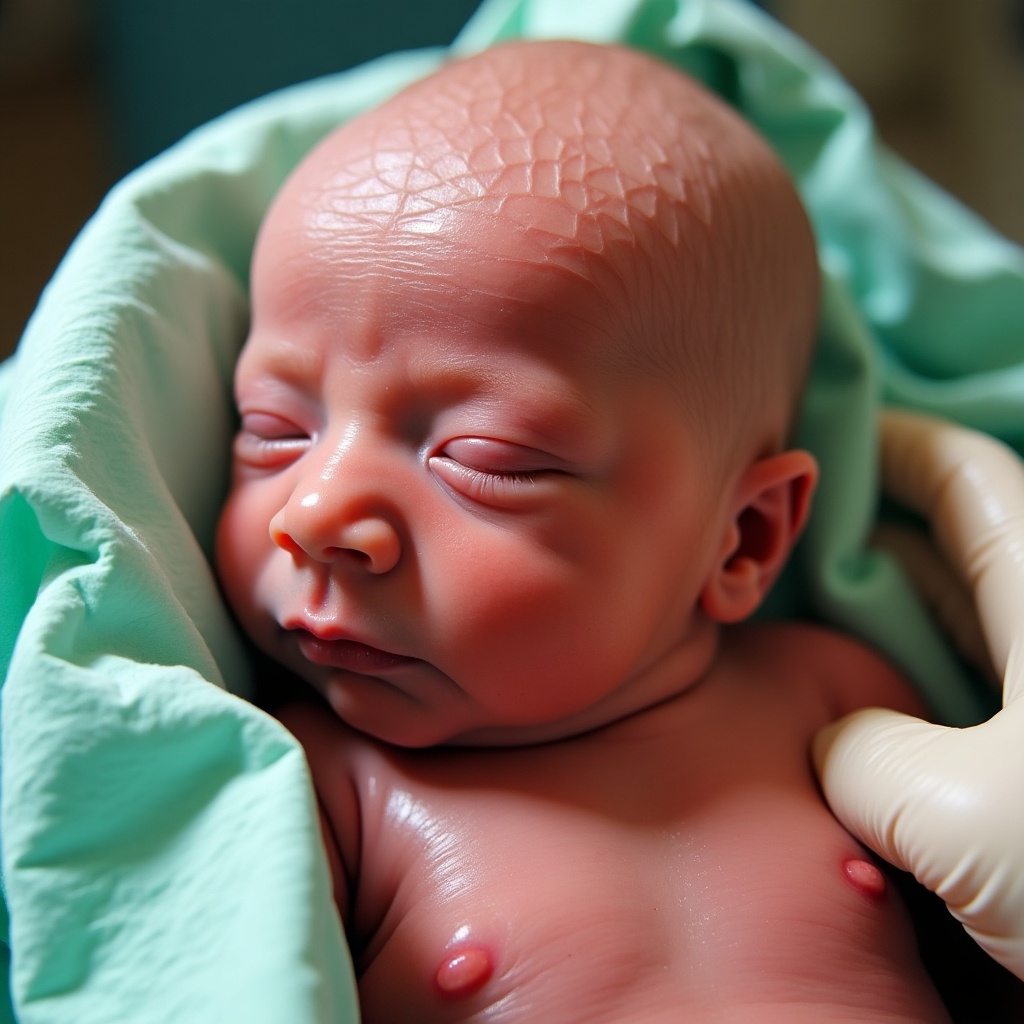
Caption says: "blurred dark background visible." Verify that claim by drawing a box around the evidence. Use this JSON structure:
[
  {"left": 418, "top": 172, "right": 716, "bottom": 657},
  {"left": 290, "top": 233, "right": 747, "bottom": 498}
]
[{"left": 2, "top": 0, "right": 1022, "bottom": 362}]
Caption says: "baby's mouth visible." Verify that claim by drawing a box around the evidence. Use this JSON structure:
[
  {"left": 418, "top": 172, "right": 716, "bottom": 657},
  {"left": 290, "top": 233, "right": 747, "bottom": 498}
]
[{"left": 295, "top": 630, "right": 421, "bottom": 674}]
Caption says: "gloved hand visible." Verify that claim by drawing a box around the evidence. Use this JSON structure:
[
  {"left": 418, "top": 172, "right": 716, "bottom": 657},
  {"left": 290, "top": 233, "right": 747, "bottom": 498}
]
[{"left": 813, "top": 408, "right": 1024, "bottom": 981}]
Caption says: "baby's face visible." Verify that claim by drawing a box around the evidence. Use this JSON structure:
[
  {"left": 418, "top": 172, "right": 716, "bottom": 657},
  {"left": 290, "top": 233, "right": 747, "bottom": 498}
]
[
  {"left": 213, "top": 40, "right": 792, "bottom": 746},
  {"left": 216, "top": 152, "right": 735, "bottom": 748}
]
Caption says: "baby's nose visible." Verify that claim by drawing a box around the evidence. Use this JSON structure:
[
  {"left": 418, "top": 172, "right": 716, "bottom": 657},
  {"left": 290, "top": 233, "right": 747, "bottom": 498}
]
[{"left": 271, "top": 488, "right": 402, "bottom": 575}]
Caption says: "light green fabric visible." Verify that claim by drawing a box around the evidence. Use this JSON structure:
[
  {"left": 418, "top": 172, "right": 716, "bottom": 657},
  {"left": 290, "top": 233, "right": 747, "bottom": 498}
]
[{"left": 1, "top": 0, "right": 1022, "bottom": 1021}]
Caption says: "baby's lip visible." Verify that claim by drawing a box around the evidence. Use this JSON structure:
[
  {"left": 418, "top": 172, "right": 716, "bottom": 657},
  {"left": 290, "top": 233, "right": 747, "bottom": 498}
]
[{"left": 288, "top": 624, "right": 420, "bottom": 674}]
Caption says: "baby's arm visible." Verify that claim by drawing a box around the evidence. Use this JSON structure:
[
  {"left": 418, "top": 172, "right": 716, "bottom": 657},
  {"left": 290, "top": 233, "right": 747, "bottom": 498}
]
[{"left": 276, "top": 701, "right": 361, "bottom": 923}]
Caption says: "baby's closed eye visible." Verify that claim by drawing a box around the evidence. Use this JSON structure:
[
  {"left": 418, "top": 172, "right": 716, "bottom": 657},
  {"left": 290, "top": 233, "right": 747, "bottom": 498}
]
[
  {"left": 233, "top": 412, "right": 311, "bottom": 469},
  {"left": 428, "top": 437, "right": 570, "bottom": 507}
]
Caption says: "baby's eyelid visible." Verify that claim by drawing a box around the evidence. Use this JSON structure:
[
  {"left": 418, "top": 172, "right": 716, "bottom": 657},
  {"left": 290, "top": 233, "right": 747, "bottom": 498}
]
[
  {"left": 440, "top": 437, "right": 565, "bottom": 475},
  {"left": 240, "top": 411, "right": 309, "bottom": 441}
]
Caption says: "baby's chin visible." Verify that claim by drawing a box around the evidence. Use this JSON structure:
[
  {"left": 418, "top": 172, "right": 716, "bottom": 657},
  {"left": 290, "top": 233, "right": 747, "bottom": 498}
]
[{"left": 313, "top": 672, "right": 488, "bottom": 749}]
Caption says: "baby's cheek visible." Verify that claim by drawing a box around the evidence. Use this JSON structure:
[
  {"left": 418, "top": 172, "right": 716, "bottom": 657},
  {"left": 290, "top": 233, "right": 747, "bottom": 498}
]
[
  {"left": 432, "top": 544, "right": 588, "bottom": 703},
  {"left": 215, "top": 490, "right": 276, "bottom": 629},
  {"left": 214, "top": 497, "right": 249, "bottom": 601}
]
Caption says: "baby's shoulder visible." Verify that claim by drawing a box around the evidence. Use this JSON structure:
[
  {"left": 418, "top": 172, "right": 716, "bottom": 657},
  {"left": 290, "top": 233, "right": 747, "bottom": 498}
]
[
  {"left": 733, "top": 619, "right": 880, "bottom": 662},
  {"left": 728, "top": 620, "right": 927, "bottom": 719}
]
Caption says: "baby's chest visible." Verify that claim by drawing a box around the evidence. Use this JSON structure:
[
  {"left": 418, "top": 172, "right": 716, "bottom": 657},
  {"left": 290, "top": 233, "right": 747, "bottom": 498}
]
[{"left": 348, "top": 749, "right": 892, "bottom": 1022}]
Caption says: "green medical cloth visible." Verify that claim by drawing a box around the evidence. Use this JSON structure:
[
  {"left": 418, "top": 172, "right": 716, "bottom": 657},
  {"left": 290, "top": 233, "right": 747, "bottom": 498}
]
[{"left": 1, "top": 1, "right": 1022, "bottom": 1021}]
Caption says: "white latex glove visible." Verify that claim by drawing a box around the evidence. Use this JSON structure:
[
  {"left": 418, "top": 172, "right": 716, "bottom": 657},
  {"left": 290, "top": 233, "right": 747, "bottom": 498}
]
[{"left": 813, "top": 408, "right": 1024, "bottom": 980}]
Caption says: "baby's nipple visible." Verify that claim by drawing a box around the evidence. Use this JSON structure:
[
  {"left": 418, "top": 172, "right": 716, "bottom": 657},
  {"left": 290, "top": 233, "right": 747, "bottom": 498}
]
[
  {"left": 435, "top": 946, "right": 494, "bottom": 999},
  {"left": 842, "top": 857, "right": 887, "bottom": 899}
]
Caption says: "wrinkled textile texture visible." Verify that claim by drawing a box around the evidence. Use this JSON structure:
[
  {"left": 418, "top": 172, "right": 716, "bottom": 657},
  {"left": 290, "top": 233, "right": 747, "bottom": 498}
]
[{"left": 1, "top": 0, "right": 1022, "bottom": 1020}]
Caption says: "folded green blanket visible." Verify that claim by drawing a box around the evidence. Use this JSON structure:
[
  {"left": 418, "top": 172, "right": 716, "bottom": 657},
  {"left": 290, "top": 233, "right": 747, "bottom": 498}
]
[{"left": 2, "top": 1, "right": 1022, "bottom": 1020}]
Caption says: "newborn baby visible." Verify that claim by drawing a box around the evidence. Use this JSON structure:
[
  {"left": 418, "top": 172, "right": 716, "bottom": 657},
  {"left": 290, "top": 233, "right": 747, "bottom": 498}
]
[{"left": 216, "top": 40, "right": 950, "bottom": 1022}]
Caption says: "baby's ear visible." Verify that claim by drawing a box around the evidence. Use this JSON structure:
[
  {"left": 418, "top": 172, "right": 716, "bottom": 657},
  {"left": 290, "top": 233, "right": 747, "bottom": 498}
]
[{"left": 700, "top": 450, "right": 818, "bottom": 624}]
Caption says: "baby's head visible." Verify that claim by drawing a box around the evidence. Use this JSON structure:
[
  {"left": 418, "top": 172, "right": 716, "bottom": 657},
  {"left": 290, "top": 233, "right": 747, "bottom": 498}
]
[{"left": 217, "top": 41, "right": 820, "bottom": 746}]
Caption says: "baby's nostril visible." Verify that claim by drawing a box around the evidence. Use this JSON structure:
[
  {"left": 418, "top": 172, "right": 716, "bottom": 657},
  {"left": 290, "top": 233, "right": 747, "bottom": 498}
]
[
  {"left": 327, "top": 546, "right": 372, "bottom": 569},
  {"left": 336, "top": 517, "right": 402, "bottom": 574}
]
